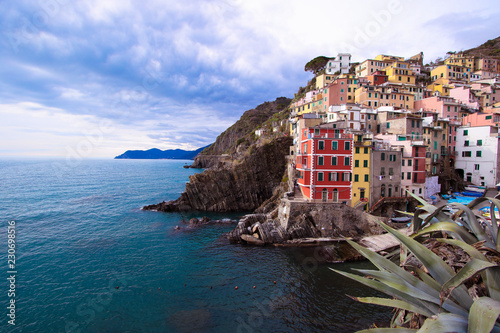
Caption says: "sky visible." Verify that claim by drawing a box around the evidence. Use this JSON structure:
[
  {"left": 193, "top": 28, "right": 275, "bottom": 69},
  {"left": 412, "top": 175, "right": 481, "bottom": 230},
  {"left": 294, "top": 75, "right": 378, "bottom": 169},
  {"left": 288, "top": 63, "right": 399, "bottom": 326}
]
[{"left": 1, "top": 0, "right": 499, "bottom": 158}]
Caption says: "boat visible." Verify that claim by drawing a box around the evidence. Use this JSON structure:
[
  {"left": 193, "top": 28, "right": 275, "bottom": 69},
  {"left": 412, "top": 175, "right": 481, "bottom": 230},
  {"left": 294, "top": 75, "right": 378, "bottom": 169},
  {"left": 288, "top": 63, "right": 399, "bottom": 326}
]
[{"left": 390, "top": 216, "right": 413, "bottom": 224}]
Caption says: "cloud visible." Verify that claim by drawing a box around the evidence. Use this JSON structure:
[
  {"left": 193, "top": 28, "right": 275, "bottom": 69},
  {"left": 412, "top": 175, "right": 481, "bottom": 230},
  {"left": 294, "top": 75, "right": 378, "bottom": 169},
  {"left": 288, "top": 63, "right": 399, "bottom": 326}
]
[{"left": 0, "top": 0, "right": 499, "bottom": 157}]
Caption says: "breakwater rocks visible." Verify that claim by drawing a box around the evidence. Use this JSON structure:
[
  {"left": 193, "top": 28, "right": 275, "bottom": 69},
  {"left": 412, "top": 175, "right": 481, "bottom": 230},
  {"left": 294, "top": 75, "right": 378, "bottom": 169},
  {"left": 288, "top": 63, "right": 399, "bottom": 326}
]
[
  {"left": 173, "top": 217, "right": 238, "bottom": 231},
  {"left": 226, "top": 200, "right": 389, "bottom": 261},
  {"left": 143, "top": 137, "right": 293, "bottom": 212}
]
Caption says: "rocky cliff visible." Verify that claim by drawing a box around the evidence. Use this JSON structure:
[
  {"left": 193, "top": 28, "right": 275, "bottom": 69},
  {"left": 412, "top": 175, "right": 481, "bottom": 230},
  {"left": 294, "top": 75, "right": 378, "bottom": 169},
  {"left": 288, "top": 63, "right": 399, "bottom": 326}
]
[
  {"left": 144, "top": 136, "right": 293, "bottom": 212},
  {"left": 191, "top": 97, "right": 291, "bottom": 168}
]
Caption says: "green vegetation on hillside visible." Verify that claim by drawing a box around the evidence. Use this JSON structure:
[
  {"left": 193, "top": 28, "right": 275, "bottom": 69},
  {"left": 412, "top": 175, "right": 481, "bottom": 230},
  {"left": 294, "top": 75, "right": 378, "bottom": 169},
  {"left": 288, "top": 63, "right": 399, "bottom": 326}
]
[
  {"left": 201, "top": 97, "right": 291, "bottom": 156},
  {"left": 464, "top": 36, "right": 500, "bottom": 59}
]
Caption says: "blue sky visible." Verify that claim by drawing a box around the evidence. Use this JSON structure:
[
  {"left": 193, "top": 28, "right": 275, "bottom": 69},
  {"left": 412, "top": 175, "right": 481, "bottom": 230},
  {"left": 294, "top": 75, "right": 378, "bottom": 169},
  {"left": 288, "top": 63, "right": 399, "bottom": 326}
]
[{"left": 1, "top": 0, "right": 499, "bottom": 157}]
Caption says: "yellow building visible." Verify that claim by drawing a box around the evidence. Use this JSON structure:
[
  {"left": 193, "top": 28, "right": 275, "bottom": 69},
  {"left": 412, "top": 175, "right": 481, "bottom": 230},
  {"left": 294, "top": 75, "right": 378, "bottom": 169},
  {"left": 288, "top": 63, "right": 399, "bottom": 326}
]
[
  {"left": 355, "top": 85, "right": 415, "bottom": 109},
  {"left": 374, "top": 54, "right": 405, "bottom": 62},
  {"left": 385, "top": 61, "right": 416, "bottom": 85},
  {"left": 352, "top": 134, "right": 372, "bottom": 209},
  {"left": 315, "top": 74, "right": 336, "bottom": 90},
  {"left": 430, "top": 64, "right": 472, "bottom": 81},
  {"left": 355, "top": 59, "right": 393, "bottom": 78},
  {"left": 427, "top": 78, "right": 454, "bottom": 96},
  {"left": 444, "top": 53, "right": 475, "bottom": 70}
]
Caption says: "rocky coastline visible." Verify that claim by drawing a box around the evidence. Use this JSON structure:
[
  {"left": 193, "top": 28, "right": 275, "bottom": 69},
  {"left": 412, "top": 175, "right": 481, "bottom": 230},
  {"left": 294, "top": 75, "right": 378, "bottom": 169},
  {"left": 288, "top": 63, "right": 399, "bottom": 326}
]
[{"left": 143, "top": 97, "right": 403, "bottom": 262}]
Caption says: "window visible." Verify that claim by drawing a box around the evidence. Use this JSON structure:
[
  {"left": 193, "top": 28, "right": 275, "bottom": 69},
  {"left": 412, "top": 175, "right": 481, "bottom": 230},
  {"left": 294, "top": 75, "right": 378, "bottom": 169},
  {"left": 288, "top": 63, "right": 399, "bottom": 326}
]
[
  {"left": 389, "top": 168, "right": 394, "bottom": 175},
  {"left": 365, "top": 174, "right": 369, "bottom": 182},
  {"left": 344, "top": 141, "right": 350, "bottom": 150},
  {"left": 464, "top": 141, "right": 469, "bottom": 147},
  {"left": 387, "top": 122, "right": 390, "bottom": 129},
  {"left": 354, "top": 174, "right": 359, "bottom": 182},
  {"left": 344, "top": 157, "right": 350, "bottom": 166},
  {"left": 381, "top": 153, "right": 385, "bottom": 160},
  {"left": 402, "top": 159, "right": 405, "bottom": 166},
  {"left": 363, "top": 160, "right": 368, "bottom": 167},
  {"left": 408, "top": 160, "right": 412, "bottom": 167},
  {"left": 318, "top": 141, "right": 325, "bottom": 150},
  {"left": 332, "top": 141, "right": 338, "bottom": 150},
  {"left": 464, "top": 129, "right": 468, "bottom": 135},
  {"left": 381, "top": 167, "right": 385, "bottom": 175},
  {"left": 318, "top": 172, "right": 324, "bottom": 181},
  {"left": 407, "top": 172, "right": 411, "bottom": 179},
  {"left": 364, "top": 147, "right": 368, "bottom": 154},
  {"left": 354, "top": 160, "right": 359, "bottom": 167},
  {"left": 355, "top": 147, "right": 360, "bottom": 154},
  {"left": 477, "top": 140, "right": 482, "bottom": 146},
  {"left": 303, "top": 143, "right": 307, "bottom": 153},
  {"left": 331, "top": 156, "right": 337, "bottom": 166},
  {"left": 462, "top": 151, "right": 471, "bottom": 157},
  {"left": 475, "top": 164, "right": 480, "bottom": 171},
  {"left": 476, "top": 151, "right": 482, "bottom": 157},
  {"left": 318, "top": 156, "right": 324, "bottom": 165}
]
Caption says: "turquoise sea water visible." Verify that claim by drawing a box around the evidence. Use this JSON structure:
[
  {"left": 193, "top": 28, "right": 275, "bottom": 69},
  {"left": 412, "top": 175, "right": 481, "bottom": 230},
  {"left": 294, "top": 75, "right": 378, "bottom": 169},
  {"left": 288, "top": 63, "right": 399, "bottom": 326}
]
[{"left": 1, "top": 159, "right": 390, "bottom": 332}]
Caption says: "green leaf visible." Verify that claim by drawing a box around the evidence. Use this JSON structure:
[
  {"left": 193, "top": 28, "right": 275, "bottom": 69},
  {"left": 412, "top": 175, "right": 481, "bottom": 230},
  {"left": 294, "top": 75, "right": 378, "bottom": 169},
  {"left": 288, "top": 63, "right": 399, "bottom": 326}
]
[
  {"left": 378, "top": 222, "right": 473, "bottom": 309},
  {"left": 468, "top": 297, "right": 500, "bottom": 333},
  {"left": 331, "top": 268, "right": 436, "bottom": 317},
  {"left": 409, "top": 266, "right": 442, "bottom": 292},
  {"left": 442, "top": 259, "right": 498, "bottom": 296},
  {"left": 417, "top": 313, "right": 468, "bottom": 332},
  {"left": 354, "top": 269, "right": 467, "bottom": 316},
  {"left": 448, "top": 203, "right": 495, "bottom": 249},
  {"left": 356, "top": 328, "right": 417, "bottom": 332},
  {"left": 436, "top": 238, "right": 500, "bottom": 302},
  {"left": 412, "top": 222, "right": 477, "bottom": 244},
  {"left": 352, "top": 296, "right": 432, "bottom": 317}
]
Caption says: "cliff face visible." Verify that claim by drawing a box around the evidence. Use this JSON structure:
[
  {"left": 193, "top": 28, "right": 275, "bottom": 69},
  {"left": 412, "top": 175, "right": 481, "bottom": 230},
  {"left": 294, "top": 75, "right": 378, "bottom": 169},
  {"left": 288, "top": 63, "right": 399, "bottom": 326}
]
[
  {"left": 144, "top": 136, "right": 293, "bottom": 212},
  {"left": 191, "top": 97, "right": 291, "bottom": 168}
]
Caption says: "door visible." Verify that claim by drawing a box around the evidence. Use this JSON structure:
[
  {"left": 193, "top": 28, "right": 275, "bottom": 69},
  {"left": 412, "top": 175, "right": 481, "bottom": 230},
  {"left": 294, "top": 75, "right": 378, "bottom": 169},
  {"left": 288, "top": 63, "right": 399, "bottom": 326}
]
[{"left": 322, "top": 189, "right": 328, "bottom": 202}]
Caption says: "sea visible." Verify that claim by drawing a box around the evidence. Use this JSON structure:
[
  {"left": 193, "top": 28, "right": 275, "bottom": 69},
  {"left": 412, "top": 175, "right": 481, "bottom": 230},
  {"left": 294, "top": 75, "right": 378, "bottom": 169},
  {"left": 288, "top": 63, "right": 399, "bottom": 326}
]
[{"left": 1, "top": 159, "right": 391, "bottom": 332}]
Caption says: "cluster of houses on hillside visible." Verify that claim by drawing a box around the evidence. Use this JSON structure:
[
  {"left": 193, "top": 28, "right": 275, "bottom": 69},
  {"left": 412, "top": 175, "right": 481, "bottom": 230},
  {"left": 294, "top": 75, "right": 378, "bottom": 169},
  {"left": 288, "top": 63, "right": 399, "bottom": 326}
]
[{"left": 285, "top": 52, "right": 500, "bottom": 210}]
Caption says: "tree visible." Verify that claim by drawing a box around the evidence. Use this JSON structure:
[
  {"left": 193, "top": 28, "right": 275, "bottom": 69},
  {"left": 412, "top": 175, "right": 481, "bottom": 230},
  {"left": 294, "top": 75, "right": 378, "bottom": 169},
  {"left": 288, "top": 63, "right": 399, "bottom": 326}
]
[{"left": 304, "top": 56, "right": 330, "bottom": 75}]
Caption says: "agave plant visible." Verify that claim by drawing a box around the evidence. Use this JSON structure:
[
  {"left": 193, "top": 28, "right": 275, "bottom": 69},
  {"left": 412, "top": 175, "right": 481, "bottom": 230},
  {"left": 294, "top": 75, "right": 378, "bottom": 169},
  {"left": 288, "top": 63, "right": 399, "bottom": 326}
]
[{"left": 333, "top": 195, "right": 500, "bottom": 332}]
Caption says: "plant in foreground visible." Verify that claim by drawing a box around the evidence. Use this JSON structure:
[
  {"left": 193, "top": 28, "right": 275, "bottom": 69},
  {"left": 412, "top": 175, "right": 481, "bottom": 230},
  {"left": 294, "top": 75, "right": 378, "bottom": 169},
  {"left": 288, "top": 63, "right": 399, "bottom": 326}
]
[{"left": 333, "top": 194, "right": 500, "bottom": 332}]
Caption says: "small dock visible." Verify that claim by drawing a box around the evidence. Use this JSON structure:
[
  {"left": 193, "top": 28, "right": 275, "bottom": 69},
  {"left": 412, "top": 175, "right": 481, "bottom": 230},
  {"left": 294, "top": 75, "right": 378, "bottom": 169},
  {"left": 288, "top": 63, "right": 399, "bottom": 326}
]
[{"left": 358, "top": 227, "right": 411, "bottom": 253}]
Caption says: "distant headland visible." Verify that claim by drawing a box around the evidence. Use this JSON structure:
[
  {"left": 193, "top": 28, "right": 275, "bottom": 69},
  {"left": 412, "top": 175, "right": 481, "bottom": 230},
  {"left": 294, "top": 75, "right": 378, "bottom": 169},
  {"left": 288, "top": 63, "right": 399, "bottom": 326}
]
[{"left": 114, "top": 146, "right": 209, "bottom": 160}]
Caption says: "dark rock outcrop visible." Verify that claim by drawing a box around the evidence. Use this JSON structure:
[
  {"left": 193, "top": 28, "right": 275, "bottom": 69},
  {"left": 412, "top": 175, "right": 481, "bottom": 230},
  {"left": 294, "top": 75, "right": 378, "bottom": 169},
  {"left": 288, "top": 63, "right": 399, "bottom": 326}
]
[
  {"left": 227, "top": 201, "right": 388, "bottom": 245},
  {"left": 143, "top": 136, "right": 293, "bottom": 212}
]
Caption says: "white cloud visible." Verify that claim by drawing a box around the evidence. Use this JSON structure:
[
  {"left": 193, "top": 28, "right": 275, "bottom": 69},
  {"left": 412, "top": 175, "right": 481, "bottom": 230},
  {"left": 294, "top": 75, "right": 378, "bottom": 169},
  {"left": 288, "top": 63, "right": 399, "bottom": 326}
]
[{"left": 1, "top": 0, "right": 499, "bottom": 157}]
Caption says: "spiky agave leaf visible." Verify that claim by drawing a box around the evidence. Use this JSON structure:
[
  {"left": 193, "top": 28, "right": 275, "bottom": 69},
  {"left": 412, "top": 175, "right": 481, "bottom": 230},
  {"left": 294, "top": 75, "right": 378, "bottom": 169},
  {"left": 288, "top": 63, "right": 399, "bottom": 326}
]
[
  {"left": 441, "top": 259, "right": 498, "bottom": 302},
  {"left": 436, "top": 238, "right": 500, "bottom": 301},
  {"left": 467, "top": 197, "right": 500, "bottom": 250},
  {"left": 411, "top": 222, "right": 477, "bottom": 244},
  {"left": 416, "top": 313, "right": 468, "bottom": 332},
  {"left": 332, "top": 268, "right": 438, "bottom": 316},
  {"left": 353, "top": 269, "right": 468, "bottom": 316},
  {"left": 378, "top": 222, "right": 474, "bottom": 309},
  {"left": 356, "top": 328, "right": 417, "bottom": 332},
  {"left": 351, "top": 296, "right": 433, "bottom": 318},
  {"left": 468, "top": 297, "right": 500, "bottom": 333},
  {"left": 447, "top": 202, "right": 495, "bottom": 249}
]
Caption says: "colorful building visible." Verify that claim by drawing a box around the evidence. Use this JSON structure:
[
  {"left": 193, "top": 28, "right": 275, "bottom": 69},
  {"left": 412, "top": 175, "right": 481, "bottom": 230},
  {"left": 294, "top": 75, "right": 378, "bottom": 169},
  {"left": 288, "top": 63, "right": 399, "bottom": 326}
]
[
  {"left": 352, "top": 133, "right": 372, "bottom": 208},
  {"left": 295, "top": 124, "right": 353, "bottom": 204}
]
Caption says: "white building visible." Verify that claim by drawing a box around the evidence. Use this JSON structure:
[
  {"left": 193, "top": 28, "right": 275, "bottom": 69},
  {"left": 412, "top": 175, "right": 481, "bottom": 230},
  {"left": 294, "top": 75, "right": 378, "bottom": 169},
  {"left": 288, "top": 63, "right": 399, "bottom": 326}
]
[
  {"left": 326, "top": 104, "right": 363, "bottom": 130},
  {"left": 455, "top": 125, "right": 500, "bottom": 187},
  {"left": 326, "top": 53, "right": 352, "bottom": 75}
]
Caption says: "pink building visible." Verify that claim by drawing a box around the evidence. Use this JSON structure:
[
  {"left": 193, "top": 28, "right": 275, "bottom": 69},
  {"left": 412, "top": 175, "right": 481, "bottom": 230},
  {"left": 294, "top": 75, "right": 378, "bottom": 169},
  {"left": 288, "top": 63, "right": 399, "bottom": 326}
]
[
  {"left": 462, "top": 112, "right": 500, "bottom": 127},
  {"left": 449, "top": 86, "right": 480, "bottom": 110},
  {"left": 414, "top": 96, "right": 463, "bottom": 120}
]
